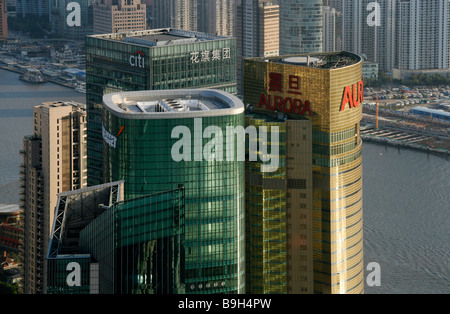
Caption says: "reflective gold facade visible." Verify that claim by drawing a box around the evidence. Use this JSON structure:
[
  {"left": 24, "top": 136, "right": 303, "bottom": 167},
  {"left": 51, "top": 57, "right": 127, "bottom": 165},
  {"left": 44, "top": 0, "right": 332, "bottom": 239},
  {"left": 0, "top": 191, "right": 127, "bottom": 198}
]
[{"left": 244, "top": 52, "right": 364, "bottom": 294}]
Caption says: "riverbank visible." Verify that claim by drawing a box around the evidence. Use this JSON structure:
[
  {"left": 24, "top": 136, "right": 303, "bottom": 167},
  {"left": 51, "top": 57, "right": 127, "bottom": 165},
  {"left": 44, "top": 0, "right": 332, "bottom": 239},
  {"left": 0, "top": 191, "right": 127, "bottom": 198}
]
[
  {"left": 361, "top": 125, "right": 450, "bottom": 159},
  {"left": 362, "top": 134, "right": 450, "bottom": 158},
  {"left": 0, "top": 65, "right": 75, "bottom": 89}
]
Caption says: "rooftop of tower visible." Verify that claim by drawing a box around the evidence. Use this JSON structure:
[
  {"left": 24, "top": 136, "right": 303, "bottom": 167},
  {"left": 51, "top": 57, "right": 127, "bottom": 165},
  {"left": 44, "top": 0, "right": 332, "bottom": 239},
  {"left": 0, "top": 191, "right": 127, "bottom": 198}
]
[
  {"left": 102, "top": 89, "right": 244, "bottom": 119},
  {"left": 249, "top": 51, "right": 362, "bottom": 69},
  {"left": 89, "top": 28, "right": 231, "bottom": 47}
]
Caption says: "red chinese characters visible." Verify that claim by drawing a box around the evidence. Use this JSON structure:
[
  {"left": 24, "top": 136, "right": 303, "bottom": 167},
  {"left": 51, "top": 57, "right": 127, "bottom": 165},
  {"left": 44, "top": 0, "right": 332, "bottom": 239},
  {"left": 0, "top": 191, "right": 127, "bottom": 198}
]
[
  {"left": 269, "top": 73, "right": 283, "bottom": 92},
  {"left": 259, "top": 72, "right": 312, "bottom": 117}
]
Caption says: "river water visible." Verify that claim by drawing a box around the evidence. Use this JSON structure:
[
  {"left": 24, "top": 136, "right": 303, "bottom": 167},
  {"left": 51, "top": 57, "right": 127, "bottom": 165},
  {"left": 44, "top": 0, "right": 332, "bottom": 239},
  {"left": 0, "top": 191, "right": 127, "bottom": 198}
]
[{"left": 0, "top": 68, "right": 448, "bottom": 294}]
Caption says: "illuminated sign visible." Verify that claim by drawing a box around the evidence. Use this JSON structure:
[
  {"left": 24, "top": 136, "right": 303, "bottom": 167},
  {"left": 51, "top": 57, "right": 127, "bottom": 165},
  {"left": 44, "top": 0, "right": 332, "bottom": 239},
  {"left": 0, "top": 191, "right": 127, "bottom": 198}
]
[
  {"left": 130, "top": 50, "right": 145, "bottom": 68},
  {"left": 257, "top": 72, "right": 312, "bottom": 116},
  {"left": 340, "top": 80, "right": 364, "bottom": 111}
]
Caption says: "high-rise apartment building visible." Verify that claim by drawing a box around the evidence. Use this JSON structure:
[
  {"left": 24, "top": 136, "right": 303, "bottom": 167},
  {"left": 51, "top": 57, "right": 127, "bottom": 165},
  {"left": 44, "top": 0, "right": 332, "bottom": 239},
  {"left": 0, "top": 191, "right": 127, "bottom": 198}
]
[
  {"left": 322, "top": 5, "right": 336, "bottom": 52},
  {"left": 236, "top": 0, "right": 279, "bottom": 59},
  {"left": 16, "top": 0, "right": 49, "bottom": 18},
  {"left": 51, "top": 0, "right": 94, "bottom": 39},
  {"left": 342, "top": 0, "right": 396, "bottom": 72},
  {"left": 236, "top": 0, "right": 279, "bottom": 94},
  {"left": 198, "top": 0, "right": 236, "bottom": 37},
  {"left": 101, "top": 89, "right": 245, "bottom": 293},
  {"left": 20, "top": 101, "right": 87, "bottom": 294},
  {"left": 394, "top": 0, "right": 450, "bottom": 71},
  {"left": 85, "top": 28, "right": 237, "bottom": 186},
  {"left": 342, "top": 0, "right": 363, "bottom": 55},
  {"left": 152, "top": 0, "right": 197, "bottom": 31},
  {"left": 243, "top": 52, "right": 364, "bottom": 294},
  {"left": 93, "top": 0, "right": 147, "bottom": 34},
  {"left": 327, "top": 0, "right": 342, "bottom": 12},
  {"left": 279, "top": 0, "right": 323, "bottom": 54},
  {"left": 197, "top": 0, "right": 216, "bottom": 34},
  {"left": 342, "top": 0, "right": 449, "bottom": 73},
  {"left": 325, "top": 0, "right": 343, "bottom": 51},
  {"left": 0, "top": 0, "right": 7, "bottom": 43}
]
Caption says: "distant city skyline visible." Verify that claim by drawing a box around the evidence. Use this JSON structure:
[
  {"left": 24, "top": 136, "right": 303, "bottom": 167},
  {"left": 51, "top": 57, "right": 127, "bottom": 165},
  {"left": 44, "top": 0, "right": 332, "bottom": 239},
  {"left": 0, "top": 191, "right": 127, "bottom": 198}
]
[{"left": 3, "top": 0, "right": 450, "bottom": 76}]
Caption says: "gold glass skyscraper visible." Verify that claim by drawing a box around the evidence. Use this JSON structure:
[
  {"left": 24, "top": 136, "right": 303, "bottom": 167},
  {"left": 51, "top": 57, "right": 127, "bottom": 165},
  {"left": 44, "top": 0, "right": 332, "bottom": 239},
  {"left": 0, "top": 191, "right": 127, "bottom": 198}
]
[{"left": 244, "top": 52, "right": 364, "bottom": 294}]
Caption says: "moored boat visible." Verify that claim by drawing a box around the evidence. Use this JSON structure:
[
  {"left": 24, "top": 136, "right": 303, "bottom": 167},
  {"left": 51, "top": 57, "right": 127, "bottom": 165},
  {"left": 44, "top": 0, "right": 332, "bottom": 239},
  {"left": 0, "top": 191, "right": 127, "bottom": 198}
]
[{"left": 19, "top": 68, "right": 47, "bottom": 83}]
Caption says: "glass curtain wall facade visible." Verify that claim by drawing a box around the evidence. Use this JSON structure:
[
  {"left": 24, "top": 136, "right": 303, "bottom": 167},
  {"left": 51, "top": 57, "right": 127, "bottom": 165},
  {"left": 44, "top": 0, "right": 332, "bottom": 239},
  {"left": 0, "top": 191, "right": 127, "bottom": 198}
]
[
  {"left": 279, "top": 0, "right": 323, "bottom": 54},
  {"left": 85, "top": 29, "right": 237, "bottom": 186},
  {"left": 244, "top": 113, "right": 314, "bottom": 294},
  {"left": 101, "top": 90, "right": 245, "bottom": 294},
  {"left": 243, "top": 52, "right": 364, "bottom": 294},
  {"left": 244, "top": 114, "right": 288, "bottom": 294},
  {"left": 80, "top": 187, "right": 186, "bottom": 294},
  {"left": 46, "top": 181, "right": 186, "bottom": 294}
]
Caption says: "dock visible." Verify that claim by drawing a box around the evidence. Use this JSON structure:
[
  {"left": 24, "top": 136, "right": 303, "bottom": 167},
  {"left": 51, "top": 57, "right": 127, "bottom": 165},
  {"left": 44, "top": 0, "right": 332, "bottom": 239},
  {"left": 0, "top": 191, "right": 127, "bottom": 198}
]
[{"left": 361, "top": 125, "right": 450, "bottom": 159}]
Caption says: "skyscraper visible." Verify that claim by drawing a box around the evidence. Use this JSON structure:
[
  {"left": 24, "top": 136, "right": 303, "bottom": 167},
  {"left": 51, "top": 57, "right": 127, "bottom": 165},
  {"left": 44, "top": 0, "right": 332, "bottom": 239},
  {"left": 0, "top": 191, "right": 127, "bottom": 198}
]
[
  {"left": 236, "top": 0, "right": 279, "bottom": 94},
  {"left": 0, "top": 0, "right": 7, "bottom": 43},
  {"left": 394, "top": 0, "right": 450, "bottom": 71},
  {"left": 51, "top": 0, "right": 94, "bottom": 39},
  {"left": 198, "top": 0, "right": 236, "bottom": 37},
  {"left": 243, "top": 52, "right": 364, "bottom": 294},
  {"left": 93, "top": 0, "right": 147, "bottom": 34},
  {"left": 342, "top": 0, "right": 396, "bottom": 72},
  {"left": 342, "top": 0, "right": 363, "bottom": 55},
  {"left": 20, "top": 101, "right": 87, "bottom": 294},
  {"left": 328, "top": 0, "right": 342, "bottom": 12},
  {"left": 101, "top": 89, "right": 245, "bottom": 294},
  {"left": 322, "top": 5, "right": 336, "bottom": 52},
  {"left": 342, "top": 0, "right": 449, "bottom": 74},
  {"left": 85, "top": 28, "right": 237, "bottom": 186},
  {"left": 279, "top": 0, "right": 323, "bottom": 54},
  {"left": 15, "top": 0, "right": 49, "bottom": 18},
  {"left": 152, "top": 0, "right": 197, "bottom": 31}
]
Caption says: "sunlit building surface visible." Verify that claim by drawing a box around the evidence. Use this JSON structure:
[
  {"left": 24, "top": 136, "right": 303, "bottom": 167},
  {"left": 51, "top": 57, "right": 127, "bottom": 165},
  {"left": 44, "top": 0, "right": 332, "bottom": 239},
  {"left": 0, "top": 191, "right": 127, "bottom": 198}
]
[
  {"left": 0, "top": 0, "right": 7, "bottom": 43},
  {"left": 93, "top": 0, "right": 147, "bottom": 34},
  {"left": 243, "top": 52, "right": 364, "bottom": 294},
  {"left": 20, "top": 101, "right": 87, "bottom": 294},
  {"left": 101, "top": 89, "right": 245, "bottom": 293}
]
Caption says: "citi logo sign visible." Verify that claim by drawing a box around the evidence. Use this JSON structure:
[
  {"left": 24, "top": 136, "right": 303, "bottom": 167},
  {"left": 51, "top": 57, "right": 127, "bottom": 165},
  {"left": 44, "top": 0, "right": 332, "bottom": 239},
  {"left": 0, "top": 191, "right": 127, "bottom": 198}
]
[{"left": 130, "top": 51, "right": 145, "bottom": 68}]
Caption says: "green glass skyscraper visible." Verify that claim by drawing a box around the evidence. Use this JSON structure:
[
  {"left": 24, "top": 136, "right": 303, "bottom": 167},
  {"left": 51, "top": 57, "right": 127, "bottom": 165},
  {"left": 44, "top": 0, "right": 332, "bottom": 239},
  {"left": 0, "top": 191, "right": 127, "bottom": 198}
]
[
  {"left": 86, "top": 28, "right": 237, "bottom": 186},
  {"left": 101, "top": 89, "right": 245, "bottom": 294}
]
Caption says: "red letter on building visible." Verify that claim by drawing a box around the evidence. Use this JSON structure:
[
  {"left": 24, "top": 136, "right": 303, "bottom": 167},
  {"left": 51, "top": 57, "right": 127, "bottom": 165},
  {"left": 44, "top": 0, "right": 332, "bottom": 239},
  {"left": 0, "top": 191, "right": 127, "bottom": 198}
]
[
  {"left": 358, "top": 80, "right": 364, "bottom": 104},
  {"left": 340, "top": 85, "right": 354, "bottom": 111},
  {"left": 353, "top": 83, "right": 360, "bottom": 108}
]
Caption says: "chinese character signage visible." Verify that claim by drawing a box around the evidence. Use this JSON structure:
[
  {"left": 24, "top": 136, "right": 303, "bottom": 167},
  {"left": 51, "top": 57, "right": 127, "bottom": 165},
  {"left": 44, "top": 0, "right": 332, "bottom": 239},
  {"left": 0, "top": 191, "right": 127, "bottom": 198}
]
[
  {"left": 190, "top": 48, "right": 231, "bottom": 64},
  {"left": 258, "top": 72, "right": 312, "bottom": 117}
]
